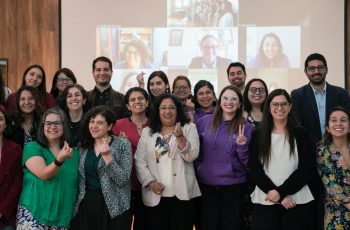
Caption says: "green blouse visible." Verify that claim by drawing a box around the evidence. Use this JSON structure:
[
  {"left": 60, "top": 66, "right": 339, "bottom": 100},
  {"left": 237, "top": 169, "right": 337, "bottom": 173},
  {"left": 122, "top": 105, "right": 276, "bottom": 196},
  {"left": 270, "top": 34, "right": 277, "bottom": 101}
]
[{"left": 19, "top": 141, "right": 79, "bottom": 227}]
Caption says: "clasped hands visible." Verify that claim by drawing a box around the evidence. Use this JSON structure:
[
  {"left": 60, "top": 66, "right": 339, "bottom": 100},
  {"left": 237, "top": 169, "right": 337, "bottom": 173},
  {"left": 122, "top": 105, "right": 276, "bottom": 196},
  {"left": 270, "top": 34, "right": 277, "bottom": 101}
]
[{"left": 265, "top": 189, "right": 296, "bottom": 209}]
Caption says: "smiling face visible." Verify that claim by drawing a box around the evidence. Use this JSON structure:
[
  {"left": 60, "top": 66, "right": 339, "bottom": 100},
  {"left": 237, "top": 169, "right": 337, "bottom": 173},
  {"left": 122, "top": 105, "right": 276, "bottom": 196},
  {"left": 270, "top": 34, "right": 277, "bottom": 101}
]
[
  {"left": 196, "top": 85, "right": 215, "bottom": 110},
  {"left": 24, "top": 67, "right": 43, "bottom": 88},
  {"left": 149, "top": 76, "right": 168, "bottom": 98},
  {"left": 327, "top": 110, "right": 350, "bottom": 139},
  {"left": 44, "top": 113, "right": 64, "bottom": 142},
  {"left": 304, "top": 59, "right": 327, "bottom": 86},
  {"left": 66, "top": 87, "right": 85, "bottom": 112},
  {"left": 262, "top": 36, "right": 279, "bottom": 60},
  {"left": 56, "top": 73, "right": 74, "bottom": 93},
  {"left": 269, "top": 95, "right": 291, "bottom": 123},
  {"left": 248, "top": 80, "right": 267, "bottom": 106},
  {"left": 173, "top": 79, "right": 191, "bottom": 102},
  {"left": 127, "top": 91, "right": 148, "bottom": 115},
  {"left": 89, "top": 114, "right": 112, "bottom": 140},
  {"left": 159, "top": 98, "right": 177, "bottom": 127},
  {"left": 228, "top": 66, "right": 246, "bottom": 88},
  {"left": 126, "top": 46, "right": 142, "bottom": 68},
  {"left": 92, "top": 61, "right": 113, "bottom": 87},
  {"left": 220, "top": 89, "right": 240, "bottom": 117},
  {"left": 19, "top": 90, "right": 36, "bottom": 114}
]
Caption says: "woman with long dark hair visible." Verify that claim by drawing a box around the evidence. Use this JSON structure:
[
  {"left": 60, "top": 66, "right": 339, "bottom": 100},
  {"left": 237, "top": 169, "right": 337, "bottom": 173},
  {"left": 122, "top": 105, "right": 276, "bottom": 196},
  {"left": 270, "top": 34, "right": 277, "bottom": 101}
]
[
  {"left": 249, "top": 89, "right": 316, "bottom": 230},
  {"left": 317, "top": 106, "right": 350, "bottom": 229}
]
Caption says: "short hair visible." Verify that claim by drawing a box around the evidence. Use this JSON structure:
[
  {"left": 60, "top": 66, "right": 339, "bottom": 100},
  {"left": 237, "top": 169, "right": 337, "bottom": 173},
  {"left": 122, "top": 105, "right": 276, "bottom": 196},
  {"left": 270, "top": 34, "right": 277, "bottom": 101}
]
[
  {"left": 304, "top": 53, "right": 327, "bottom": 70},
  {"left": 50, "top": 68, "right": 77, "bottom": 98},
  {"left": 243, "top": 78, "right": 268, "bottom": 113},
  {"left": 36, "top": 108, "right": 72, "bottom": 148},
  {"left": 172, "top": 75, "right": 191, "bottom": 92},
  {"left": 13, "top": 86, "right": 45, "bottom": 123},
  {"left": 193, "top": 80, "right": 217, "bottom": 108},
  {"left": 226, "top": 62, "right": 246, "bottom": 76},
  {"left": 58, "top": 84, "right": 91, "bottom": 118},
  {"left": 21, "top": 64, "right": 47, "bottom": 94},
  {"left": 148, "top": 94, "right": 190, "bottom": 135},
  {"left": 200, "top": 34, "right": 218, "bottom": 45},
  {"left": 146, "top": 71, "right": 170, "bottom": 100},
  {"left": 80, "top": 105, "right": 115, "bottom": 149},
  {"left": 92, "top": 56, "right": 113, "bottom": 70}
]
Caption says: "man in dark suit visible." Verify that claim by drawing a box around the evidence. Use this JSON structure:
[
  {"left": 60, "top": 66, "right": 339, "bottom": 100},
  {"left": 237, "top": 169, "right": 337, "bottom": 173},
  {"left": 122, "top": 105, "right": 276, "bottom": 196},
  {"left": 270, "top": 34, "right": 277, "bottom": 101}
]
[
  {"left": 291, "top": 53, "right": 350, "bottom": 143},
  {"left": 188, "top": 34, "right": 231, "bottom": 70},
  {"left": 291, "top": 53, "right": 350, "bottom": 230}
]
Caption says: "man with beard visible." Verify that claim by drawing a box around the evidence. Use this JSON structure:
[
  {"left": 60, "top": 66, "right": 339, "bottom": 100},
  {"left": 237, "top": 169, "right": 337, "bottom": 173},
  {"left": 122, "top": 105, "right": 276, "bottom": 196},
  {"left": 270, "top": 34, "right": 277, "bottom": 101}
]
[
  {"left": 291, "top": 53, "right": 350, "bottom": 143},
  {"left": 87, "top": 56, "right": 128, "bottom": 120},
  {"left": 226, "top": 62, "right": 247, "bottom": 92},
  {"left": 291, "top": 53, "right": 350, "bottom": 230}
]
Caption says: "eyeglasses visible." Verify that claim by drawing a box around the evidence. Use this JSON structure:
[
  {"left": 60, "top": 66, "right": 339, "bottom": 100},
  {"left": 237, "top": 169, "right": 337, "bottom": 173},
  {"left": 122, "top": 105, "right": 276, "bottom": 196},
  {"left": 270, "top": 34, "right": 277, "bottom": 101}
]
[
  {"left": 57, "top": 77, "right": 73, "bottom": 83},
  {"left": 249, "top": 87, "right": 266, "bottom": 94},
  {"left": 270, "top": 102, "right": 290, "bottom": 108},
  {"left": 174, "top": 85, "right": 189, "bottom": 90},
  {"left": 200, "top": 45, "right": 218, "bottom": 50},
  {"left": 44, "top": 121, "right": 63, "bottom": 128},
  {"left": 306, "top": 65, "right": 326, "bottom": 72}
]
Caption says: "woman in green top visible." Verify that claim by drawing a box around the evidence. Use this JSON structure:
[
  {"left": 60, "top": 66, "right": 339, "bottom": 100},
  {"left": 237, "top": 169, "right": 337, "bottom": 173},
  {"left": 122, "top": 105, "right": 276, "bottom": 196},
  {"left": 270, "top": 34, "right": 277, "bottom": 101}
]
[{"left": 16, "top": 108, "right": 79, "bottom": 230}]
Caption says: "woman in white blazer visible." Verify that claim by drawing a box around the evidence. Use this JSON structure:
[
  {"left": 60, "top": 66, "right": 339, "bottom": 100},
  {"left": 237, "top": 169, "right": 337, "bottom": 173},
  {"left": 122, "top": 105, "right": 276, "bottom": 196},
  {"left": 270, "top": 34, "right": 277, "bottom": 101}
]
[{"left": 135, "top": 94, "right": 201, "bottom": 230}]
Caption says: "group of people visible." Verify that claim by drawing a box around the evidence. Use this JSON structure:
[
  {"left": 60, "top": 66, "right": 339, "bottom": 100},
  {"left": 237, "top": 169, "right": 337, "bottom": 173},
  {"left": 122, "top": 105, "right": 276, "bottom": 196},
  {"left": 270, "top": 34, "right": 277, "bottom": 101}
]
[{"left": 0, "top": 53, "right": 349, "bottom": 230}]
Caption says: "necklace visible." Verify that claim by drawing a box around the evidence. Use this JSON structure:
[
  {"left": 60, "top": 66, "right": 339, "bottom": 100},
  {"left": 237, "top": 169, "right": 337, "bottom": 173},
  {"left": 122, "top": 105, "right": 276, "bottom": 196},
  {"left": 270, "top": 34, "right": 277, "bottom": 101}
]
[{"left": 130, "top": 116, "right": 148, "bottom": 136}]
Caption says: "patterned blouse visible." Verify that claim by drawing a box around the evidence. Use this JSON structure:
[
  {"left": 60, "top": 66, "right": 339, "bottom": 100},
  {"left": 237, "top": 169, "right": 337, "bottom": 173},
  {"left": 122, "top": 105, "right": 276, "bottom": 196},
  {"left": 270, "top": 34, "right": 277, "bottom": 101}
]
[{"left": 317, "top": 145, "right": 350, "bottom": 229}]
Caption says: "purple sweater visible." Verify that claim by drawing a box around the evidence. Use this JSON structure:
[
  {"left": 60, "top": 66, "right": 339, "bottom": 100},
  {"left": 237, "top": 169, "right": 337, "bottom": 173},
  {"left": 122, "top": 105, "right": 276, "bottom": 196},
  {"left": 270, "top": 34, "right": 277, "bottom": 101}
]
[{"left": 195, "top": 114, "right": 253, "bottom": 186}]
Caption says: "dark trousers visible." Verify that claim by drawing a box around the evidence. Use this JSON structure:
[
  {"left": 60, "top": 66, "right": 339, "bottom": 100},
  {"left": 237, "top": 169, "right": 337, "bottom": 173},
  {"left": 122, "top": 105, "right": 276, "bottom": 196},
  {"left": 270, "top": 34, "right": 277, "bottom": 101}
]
[
  {"left": 200, "top": 183, "right": 246, "bottom": 230},
  {"left": 251, "top": 201, "right": 316, "bottom": 230},
  {"left": 71, "top": 190, "right": 132, "bottom": 230},
  {"left": 131, "top": 190, "right": 148, "bottom": 230},
  {"left": 146, "top": 196, "right": 194, "bottom": 230}
]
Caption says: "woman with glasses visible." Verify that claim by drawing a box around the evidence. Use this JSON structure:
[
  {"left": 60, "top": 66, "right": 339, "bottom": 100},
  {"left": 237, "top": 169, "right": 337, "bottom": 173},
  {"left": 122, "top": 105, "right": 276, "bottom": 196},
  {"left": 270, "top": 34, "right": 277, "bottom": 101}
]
[
  {"left": 6, "top": 64, "right": 56, "bottom": 113},
  {"left": 243, "top": 78, "right": 268, "bottom": 128},
  {"left": 172, "top": 75, "right": 195, "bottom": 115},
  {"left": 135, "top": 94, "right": 200, "bottom": 230},
  {"left": 0, "top": 107, "right": 22, "bottom": 230},
  {"left": 195, "top": 85, "right": 253, "bottom": 230},
  {"left": 112, "top": 87, "right": 149, "bottom": 230},
  {"left": 249, "top": 89, "right": 316, "bottom": 230},
  {"left": 317, "top": 106, "right": 350, "bottom": 229},
  {"left": 9, "top": 86, "right": 45, "bottom": 149},
  {"left": 58, "top": 84, "right": 90, "bottom": 147},
  {"left": 50, "top": 68, "right": 77, "bottom": 103},
  {"left": 16, "top": 108, "right": 78, "bottom": 230},
  {"left": 71, "top": 106, "right": 132, "bottom": 230}
]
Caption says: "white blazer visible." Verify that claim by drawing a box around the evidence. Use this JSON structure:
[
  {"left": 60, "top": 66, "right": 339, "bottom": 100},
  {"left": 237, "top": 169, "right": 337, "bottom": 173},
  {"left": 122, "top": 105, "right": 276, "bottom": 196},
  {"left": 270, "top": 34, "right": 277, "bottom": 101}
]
[{"left": 135, "top": 123, "right": 201, "bottom": 207}]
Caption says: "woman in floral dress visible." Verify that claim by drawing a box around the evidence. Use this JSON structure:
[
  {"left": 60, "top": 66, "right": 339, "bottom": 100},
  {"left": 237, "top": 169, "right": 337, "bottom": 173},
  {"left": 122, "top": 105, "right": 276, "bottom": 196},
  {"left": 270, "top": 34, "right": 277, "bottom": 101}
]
[{"left": 317, "top": 106, "right": 350, "bottom": 229}]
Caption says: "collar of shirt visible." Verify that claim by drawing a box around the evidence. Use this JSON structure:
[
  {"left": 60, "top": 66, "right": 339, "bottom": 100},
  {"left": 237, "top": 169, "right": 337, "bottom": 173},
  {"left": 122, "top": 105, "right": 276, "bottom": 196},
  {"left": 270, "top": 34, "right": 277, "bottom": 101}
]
[
  {"left": 310, "top": 82, "right": 327, "bottom": 96},
  {"left": 201, "top": 58, "right": 217, "bottom": 69}
]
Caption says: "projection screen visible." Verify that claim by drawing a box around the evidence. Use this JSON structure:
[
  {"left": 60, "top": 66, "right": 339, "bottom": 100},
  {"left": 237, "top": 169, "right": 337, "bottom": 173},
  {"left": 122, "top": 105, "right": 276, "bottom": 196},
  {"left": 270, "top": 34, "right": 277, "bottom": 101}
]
[{"left": 61, "top": 0, "right": 345, "bottom": 94}]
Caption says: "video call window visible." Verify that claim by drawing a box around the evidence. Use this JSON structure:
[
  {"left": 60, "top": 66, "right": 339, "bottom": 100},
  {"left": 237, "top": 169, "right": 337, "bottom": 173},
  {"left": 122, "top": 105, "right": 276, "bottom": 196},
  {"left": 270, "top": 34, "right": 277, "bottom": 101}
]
[
  {"left": 167, "top": 0, "right": 238, "bottom": 27},
  {"left": 246, "top": 26, "right": 301, "bottom": 69}
]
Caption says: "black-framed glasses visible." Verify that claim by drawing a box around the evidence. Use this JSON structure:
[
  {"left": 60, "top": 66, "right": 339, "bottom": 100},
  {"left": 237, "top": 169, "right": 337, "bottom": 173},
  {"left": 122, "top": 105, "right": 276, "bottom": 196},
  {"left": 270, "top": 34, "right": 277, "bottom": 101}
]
[
  {"left": 306, "top": 65, "right": 326, "bottom": 72},
  {"left": 249, "top": 87, "right": 266, "bottom": 94},
  {"left": 44, "top": 121, "right": 63, "bottom": 128},
  {"left": 270, "top": 102, "right": 290, "bottom": 108},
  {"left": 174, "top": 85, "right": 189, "bottom": 90},
  {"left": 57, "top": 77, "right": 73, "bottom": 83}
]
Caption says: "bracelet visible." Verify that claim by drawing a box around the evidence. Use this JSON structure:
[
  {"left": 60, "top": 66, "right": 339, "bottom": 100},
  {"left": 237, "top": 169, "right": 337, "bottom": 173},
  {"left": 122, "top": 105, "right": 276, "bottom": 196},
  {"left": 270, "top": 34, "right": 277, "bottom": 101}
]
[{"left": 54, "top": 158, "right": 64, "bottom": 167}]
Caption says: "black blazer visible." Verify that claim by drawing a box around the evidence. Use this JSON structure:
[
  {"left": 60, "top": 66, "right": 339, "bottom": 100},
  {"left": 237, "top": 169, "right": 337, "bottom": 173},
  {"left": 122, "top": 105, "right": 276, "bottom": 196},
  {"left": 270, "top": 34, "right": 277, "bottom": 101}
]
[
  {"left": 248, "top": 127, "right": 318, "bottom": 201},
  {"left": 291, "top": 82, "right": 350, "bottom": 143}
]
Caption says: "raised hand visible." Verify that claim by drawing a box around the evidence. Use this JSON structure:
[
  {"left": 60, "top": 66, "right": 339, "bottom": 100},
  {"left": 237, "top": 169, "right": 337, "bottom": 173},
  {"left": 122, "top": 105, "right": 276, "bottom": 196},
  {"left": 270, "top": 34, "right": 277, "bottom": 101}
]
[
  {"left": 57, "top": 141, "right": 73, "bottom": 162},
  {"left": 136, "top": 71, "right": 145, "bottom": 88},
  {"left": 185, "top": 98, "right": 195, "bottom": 113},
  {"left": 173, "top": 122, "right": 183, "bottom": 138},
  {"left": 119, "top": 131, "right": 128, "bottom": 139},
  {"left": 236, "top": 124, "right": 247, "bottom": 145},
  {"left": 100, "top": 137, "right": 111, "bottom": 156}
]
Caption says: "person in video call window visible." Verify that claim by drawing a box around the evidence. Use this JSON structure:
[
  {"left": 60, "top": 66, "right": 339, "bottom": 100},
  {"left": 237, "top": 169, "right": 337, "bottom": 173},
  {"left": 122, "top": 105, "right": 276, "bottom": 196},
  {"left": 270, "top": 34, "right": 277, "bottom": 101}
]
[
  {"left": 248, "top": 32, "right": 290, "bottom": 69},
  {"left": 117, "top": 39, "right": 153, "bottom": 69},
  {"left": 188, "top": 34, "right": 231, "bottom": 69}
]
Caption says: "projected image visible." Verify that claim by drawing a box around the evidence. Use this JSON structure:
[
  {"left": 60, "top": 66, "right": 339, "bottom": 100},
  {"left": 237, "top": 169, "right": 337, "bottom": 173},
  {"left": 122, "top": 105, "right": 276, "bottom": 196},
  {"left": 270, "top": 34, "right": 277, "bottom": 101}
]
[
  {"left": 97, "top": 27, "right": 154, "bottom": 69},
  {"left": 167, "top": 0, "right": 238, "bottom": 27},
  {"left": 167, "top": 28, "right": 237, "bottom": 69},
  {"left": 246, "top": 27, "right": 301, "bottom": 69},
  {"left": 111, "top": 69, "right": 152, "bottom": 94}
]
